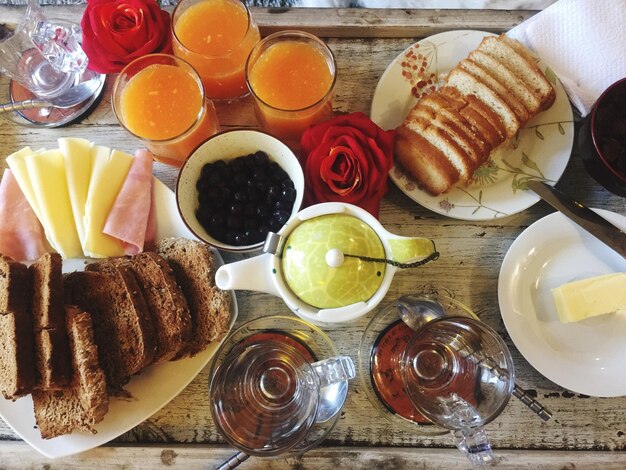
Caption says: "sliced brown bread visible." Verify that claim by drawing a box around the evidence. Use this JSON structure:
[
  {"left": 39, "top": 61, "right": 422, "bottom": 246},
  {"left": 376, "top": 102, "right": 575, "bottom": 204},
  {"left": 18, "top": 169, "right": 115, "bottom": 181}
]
[
  {"left": 445, "top": 68, "right": 521, "bottom": 139},
  {"left": 459, "top": 58, "right": 531, "bottom": 125},
  {"left": 29, "top": 253, "right": 71, "bottom": 390},
  {"left": 88, "top": 253, "right": 193, "bottom": 362},
  {"left": 478, "top": 35, "right": 555, "bottom": 110},
  {"left": 0, "top": 255, "right": 35, "bottom": 400},
  {"left": 0, "top": 254, "right": 31, "bottom": 314},
  {"left": 64, "top": 268, "right": 156, "bottom": 389},
  {"left": 467, "top": 49, "right": 543, "bottom": 114},
  {"left": 156, "top": 238, "right": 232, "bottom": 355},
  {"left": 394, "top": 125, "right": 460, "bottom": 195},
  {"left": 32, "top": 306, "right": 108, "bottom": 439}
]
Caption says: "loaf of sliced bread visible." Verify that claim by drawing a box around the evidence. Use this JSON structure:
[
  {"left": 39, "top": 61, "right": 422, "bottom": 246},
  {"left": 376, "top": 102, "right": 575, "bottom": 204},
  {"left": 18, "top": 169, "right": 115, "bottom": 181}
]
[
  {"left": 64, "top": 267, "right": 156, "bottom": 389},
  {"left": 87, "top": 252, "right": 193, "bottom": 362},
  {"left": 0, "top": 255, "right": 35, "bottom": 400},
  {"left": 394, "top": 34, "right": 556, "bottom": 195},
  {"left": 32, "top": 306, "right": 108, "bottom": 439},
  {"left": 30, "top": 253, "right": 71, "bottom": 390},
  {"left": 156, "top": 238, "right": 232, "bottom": 355}
]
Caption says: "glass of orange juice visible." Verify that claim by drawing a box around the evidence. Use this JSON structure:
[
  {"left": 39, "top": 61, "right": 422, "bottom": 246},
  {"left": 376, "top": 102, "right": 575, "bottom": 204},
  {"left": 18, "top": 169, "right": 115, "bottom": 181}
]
[
  {"left": 112, "top": 54, "right": 220, "bottom": 167},
  {"left": 171, "top": 0, "right": 260, "bottom": 101},
  {"left": 245, "top": 30, "right": 337, "bottom": 147}
]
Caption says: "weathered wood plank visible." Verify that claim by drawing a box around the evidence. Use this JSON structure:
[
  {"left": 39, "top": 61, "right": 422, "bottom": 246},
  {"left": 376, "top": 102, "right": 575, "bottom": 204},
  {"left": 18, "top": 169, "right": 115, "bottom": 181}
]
[
  {"left": 0, "top": 6, "right": 537, "bottom": 37},
  {"left": 1, "top": 442, "right": 626, "bottom": 469}
]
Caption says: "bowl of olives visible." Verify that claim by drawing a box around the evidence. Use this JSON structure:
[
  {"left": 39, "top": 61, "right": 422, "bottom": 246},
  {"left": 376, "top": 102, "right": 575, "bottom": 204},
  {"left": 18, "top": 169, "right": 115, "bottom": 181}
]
[{"left": 177, "top": 129, "right": 304, "bottom": 252}]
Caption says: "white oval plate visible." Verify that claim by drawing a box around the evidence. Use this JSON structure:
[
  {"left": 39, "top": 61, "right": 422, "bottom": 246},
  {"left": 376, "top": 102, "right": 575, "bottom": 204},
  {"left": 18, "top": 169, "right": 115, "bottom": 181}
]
[
  {"left": 371, "top": 30, "right": 574, "bottom": 220},
  {"left": 498, "top": 209, "right": 626, "bottom": 397},
  {"left": 0, "top": 178, "right": 238, "bottom": 458}
]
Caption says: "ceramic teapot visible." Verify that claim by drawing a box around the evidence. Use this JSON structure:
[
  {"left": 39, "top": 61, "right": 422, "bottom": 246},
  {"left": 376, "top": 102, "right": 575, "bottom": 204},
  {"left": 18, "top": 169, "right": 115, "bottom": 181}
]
[{"left": 215, "top": 202, "right": 439, "bottom": 326}]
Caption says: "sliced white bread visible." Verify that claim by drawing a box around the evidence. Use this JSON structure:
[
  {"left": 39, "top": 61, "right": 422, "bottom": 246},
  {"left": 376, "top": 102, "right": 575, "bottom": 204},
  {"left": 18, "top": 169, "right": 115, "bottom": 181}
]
[{"left": 478, "top": 35, "right": 555, "bottom": 110}]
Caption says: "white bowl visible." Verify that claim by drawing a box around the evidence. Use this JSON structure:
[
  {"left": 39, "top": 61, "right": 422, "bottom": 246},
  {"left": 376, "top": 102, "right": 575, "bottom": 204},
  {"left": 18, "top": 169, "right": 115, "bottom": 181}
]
[{"left": 176, "top": 129, "right": 304, "bottom": 252}]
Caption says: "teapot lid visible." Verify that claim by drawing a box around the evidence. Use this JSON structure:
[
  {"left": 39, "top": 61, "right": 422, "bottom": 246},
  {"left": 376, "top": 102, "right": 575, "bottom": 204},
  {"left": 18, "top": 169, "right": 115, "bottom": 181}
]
[{"left": 280, "top": 213, "right": 386, "bottom": 309}]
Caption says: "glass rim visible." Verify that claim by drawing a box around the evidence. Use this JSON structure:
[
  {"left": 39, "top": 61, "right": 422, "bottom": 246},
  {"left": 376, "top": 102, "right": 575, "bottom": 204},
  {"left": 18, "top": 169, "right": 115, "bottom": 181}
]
[
  {"left": 245, "top": 29, "right": 338, "bottom": 114},
  {"left": 111, "top": 53, "right": 207, "bottom": 144},
  {"left": 171, "top": 0, "right": 256, "bottom": 59}
]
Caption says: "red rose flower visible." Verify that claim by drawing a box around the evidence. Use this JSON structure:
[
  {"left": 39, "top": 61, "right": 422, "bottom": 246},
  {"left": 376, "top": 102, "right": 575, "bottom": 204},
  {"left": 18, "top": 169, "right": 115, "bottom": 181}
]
[
  {"left": 81, "top": 0, "right": 172, "bottom": 74},
  {"left": 299, "top": 112, "right": 395, "bottom": 218}
]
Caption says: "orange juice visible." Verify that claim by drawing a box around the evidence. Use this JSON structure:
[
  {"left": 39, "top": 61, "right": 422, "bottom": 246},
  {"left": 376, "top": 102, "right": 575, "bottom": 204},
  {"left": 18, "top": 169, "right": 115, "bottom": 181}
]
[
  {"left": 120, "top": 64, "right": 202, "bottom": 141},
  {"left": 172, "top": 0, "right": 260, "bottom": 100},
  {"left": 246, "top": 32, "right": 336, "bottom": 145},
  {"left": 113, "top": 54, "right": 220, "bottom": 167},
  {"left": 247, "top": 42, "right": 334, "bottom": 110}
]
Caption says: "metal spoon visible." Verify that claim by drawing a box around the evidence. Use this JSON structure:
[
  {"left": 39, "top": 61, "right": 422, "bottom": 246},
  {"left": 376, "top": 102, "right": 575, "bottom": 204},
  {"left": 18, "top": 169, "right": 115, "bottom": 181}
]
[
  {"left": 0, "top": 78, "right": 100, "bottom": 114},
  {"left": 396, "top": 294, "right": 552, "bottom": 421}
]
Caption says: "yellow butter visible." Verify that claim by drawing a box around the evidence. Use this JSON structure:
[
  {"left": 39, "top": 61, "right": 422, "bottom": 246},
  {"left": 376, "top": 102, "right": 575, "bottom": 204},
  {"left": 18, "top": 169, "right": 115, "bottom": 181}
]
[
  {"left": 59, "top": 137, "right": 93, "bottom": 251},
  {"left": 552, "top": 273, "right": 626, "bottom": 323},
  {"left": 24, "top": 149, "right": 83, "bottom": 259},
  {"left": 83, "top": 146, "right": 133, "bottom": 258}
]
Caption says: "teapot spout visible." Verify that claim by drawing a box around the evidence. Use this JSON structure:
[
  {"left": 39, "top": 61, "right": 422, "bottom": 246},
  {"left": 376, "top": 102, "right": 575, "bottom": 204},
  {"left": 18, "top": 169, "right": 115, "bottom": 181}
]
[
  {"left": 215, "top": 253, "right": 281, "bottom": 297},
  {"left": 386, "top": 236, "right": 439, "bottom": 265}
]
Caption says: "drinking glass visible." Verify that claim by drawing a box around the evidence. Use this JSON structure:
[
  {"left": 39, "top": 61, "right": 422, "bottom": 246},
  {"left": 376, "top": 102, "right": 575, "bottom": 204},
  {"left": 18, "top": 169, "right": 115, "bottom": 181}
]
[
  {"left": 245, "top": 30, "right": 337, "bottom": 147},
  {"left": 0, "top": 0, "right": 88, "bottom": 99},
  {"left": 112, "top": 54, "right": 220, "bottom": 167},
  {"left": 171, "top": 0, "right": 260, "bottom": 101},
  {"left": 209, "top": 315, "right": 355, "bottom": 466}
]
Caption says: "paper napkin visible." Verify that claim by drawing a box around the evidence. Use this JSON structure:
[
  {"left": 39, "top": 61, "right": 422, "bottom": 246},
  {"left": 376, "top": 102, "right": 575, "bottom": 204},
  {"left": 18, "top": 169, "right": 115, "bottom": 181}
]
[{"left": 508, "top": 0, "right": 626, "bottom": 117}]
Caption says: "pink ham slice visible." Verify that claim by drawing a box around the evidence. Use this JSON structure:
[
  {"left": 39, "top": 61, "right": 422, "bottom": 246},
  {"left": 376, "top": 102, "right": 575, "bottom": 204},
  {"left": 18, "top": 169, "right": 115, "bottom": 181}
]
[
  {"left": 103, "top": 149, "right": 155, "bottom": 255},
  {"left": 0, "top": 169, "right": 48, "bottom": 261}
]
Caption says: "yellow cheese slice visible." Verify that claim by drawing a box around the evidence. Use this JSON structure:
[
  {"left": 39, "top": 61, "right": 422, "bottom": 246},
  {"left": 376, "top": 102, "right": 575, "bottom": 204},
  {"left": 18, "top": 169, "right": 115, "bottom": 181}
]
[
  {"left": 59, "top": 137, "right": 93, "bottom": 250},
  {"left": 6, "top": 146, "right": 42, "bottom": 221},
  {"left": 552, "top": 273, "right": 626, "bottom": 323},
  {"left": 25, "top": 149, "right": 83, "bottom": 259},
  {"left": 83, "top": 146, "right": 133, "bottom": 258}
]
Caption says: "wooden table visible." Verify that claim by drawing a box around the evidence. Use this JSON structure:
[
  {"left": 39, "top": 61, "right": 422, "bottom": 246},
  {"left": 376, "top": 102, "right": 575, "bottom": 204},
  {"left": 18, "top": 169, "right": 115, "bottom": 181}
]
[{"left": 1, "top": 5, "right": 625, "bottom": 469}]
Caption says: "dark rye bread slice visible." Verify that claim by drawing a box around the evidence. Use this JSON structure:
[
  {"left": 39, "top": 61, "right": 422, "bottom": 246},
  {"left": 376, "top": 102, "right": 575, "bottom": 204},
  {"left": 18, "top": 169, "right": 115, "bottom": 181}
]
[
  {"left": 0, "top": 255, "right": 35, "bottom": 399},
  {"left": 64, "top": 268, "right": 156, "bottom": 389},
  {"left": 87, "top": 253, "right": 193, "bottom": 362},
  {"left": 156, "top": 238, "right": 232, "bottom": 355},
  {"left": 29, "top": 253, "right": 71, "bottom": 390},
  {"left": 33, "top": 306, "right": 108, "bottom": 439}
]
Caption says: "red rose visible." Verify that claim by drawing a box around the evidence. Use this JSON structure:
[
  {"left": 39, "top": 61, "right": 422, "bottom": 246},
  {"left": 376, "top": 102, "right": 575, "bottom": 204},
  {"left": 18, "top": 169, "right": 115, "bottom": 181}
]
[
  {"left": 81, "top": 0, "right": 172, "bottom": 74},
  {"left": 299, "top": 112, "right": 395, "bottom": 218}
]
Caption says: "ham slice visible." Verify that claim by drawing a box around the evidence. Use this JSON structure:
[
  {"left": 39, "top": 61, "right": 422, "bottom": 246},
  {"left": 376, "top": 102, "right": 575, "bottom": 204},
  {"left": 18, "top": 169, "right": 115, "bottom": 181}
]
[
  {"left": 103, "top": 149, "right": 154, "bottom": 255},
  {"left": 0, "top": 169, "right": 48, "bottom": 261}
]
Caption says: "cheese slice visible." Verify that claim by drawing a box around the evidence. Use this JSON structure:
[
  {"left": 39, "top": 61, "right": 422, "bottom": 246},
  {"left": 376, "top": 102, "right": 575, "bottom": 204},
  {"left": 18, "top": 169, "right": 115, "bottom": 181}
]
[
  {"left": 24, "top": 149, "right": 83, "bottom": 259},
  {"left": 552, "top": 273, "right": 626, "bottom": 323},
  {"left": 6, "top": 146, "right": 42, "bottom": 221},
  {"left": 83, "top": 146, "right": 133, "bottom": 258},
  {"left": 59, "top": 137, "right": 93, "bottom": 250}
]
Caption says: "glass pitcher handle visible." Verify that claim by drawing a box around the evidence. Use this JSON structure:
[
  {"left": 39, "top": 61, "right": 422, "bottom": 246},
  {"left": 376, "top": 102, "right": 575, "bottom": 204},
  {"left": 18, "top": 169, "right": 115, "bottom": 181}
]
[
  {"left": 311, "top": 356, "right": 356, "bottom": 388},
  {"left": 439, "top": 394, "right": 494, "bottom": 467}
]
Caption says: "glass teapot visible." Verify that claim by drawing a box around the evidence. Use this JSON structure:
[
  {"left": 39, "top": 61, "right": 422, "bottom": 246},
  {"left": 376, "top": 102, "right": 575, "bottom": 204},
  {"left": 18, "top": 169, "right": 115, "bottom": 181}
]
[{"left": 215, "top": 202, "right": 439, "bottom": 327}]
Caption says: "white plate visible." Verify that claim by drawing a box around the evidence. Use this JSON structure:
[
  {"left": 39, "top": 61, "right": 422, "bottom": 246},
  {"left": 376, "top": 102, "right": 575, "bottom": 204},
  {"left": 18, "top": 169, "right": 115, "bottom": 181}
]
[
  {"left": 498, "top": 209, "right": 626, "bottom": 397},
  {"left": 370, "top": 30, "right": 575, "bottom": 220},
  {"left": 0, "top": 178, "right": 238, "bottom": 458}
]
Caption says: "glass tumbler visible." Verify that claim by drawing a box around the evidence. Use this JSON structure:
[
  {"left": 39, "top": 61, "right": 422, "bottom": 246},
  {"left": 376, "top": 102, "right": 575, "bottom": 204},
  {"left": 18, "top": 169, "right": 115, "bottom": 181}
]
[{"left": 171, "top": 0, "right": 260, "bottom": 101}]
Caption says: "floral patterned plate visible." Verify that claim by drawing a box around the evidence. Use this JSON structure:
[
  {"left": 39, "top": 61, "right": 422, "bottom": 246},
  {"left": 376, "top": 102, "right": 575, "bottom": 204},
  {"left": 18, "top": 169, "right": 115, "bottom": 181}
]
[{"left": 370, "top": 30, "right": 574, "bottom": 220}]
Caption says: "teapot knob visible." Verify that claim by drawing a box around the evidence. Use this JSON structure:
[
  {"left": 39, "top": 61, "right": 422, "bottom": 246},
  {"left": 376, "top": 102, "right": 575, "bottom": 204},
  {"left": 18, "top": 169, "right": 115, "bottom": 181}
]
[{"left": 325, "top": 248, "right": 344, "bottom": 268}]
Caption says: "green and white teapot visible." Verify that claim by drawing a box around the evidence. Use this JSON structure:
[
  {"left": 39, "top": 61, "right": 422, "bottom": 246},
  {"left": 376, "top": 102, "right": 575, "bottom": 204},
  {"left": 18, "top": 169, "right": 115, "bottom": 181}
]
[{"left": 215, "top": 203, "right": 439, "bottom": 326}]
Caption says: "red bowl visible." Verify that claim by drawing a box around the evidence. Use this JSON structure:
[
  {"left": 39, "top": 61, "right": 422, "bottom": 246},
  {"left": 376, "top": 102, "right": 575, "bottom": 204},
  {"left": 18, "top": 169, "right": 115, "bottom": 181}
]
[{"left": 578, "top": 77, "right": 626, "bottom": 197}]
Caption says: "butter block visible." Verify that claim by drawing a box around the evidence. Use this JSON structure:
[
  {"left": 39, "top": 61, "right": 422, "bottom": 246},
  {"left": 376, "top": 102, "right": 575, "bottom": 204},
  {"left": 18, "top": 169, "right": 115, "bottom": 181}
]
[
  {"left": 83, "top": 146, "right": 133, "bottom": 258},
  {"left": 551, "top": 273, "right": 626, "bottom": 323}
]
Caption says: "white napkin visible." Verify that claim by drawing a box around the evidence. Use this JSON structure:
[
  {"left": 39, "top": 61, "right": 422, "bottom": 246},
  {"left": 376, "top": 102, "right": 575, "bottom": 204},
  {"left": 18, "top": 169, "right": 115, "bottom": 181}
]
[{"left": 508, "top": 0, "right": 626, "bottom": 117}]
